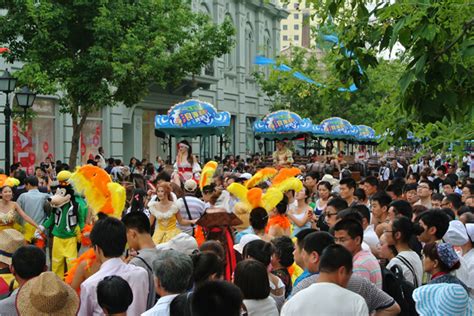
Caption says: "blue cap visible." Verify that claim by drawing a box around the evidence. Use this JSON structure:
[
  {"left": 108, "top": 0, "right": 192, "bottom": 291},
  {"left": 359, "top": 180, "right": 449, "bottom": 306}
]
[{"left": 413, "top": 283, "right": 473, "bottom": 315}]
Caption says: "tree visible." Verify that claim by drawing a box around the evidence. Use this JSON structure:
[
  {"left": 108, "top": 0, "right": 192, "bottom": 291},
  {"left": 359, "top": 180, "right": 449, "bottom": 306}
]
[
  {"left": 254, "top": 46, "right": 404, "bottom": 128},
  {"left": 301, "top": 0, "right": 474, "bottom": 155},
  {"left": 0, "top": 0, "right": 234, "bottom": 167}
]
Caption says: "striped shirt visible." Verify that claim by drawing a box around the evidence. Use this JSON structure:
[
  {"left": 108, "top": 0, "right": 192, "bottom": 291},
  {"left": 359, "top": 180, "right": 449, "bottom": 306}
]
[
  {"left": 353, "top": 250, "right": 383, "bottom": 289},
  {"left": 175, "top": 196, "right": 205, "bottom": 235}
]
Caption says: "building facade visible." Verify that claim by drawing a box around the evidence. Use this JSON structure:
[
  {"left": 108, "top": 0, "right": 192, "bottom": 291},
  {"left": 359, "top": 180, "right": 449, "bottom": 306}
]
[
  {"left": 0, "top": 1, "right": 287, "bottom": 172},
  {"left": 278, "top": 0, "right": 318, "bottom": 49}
]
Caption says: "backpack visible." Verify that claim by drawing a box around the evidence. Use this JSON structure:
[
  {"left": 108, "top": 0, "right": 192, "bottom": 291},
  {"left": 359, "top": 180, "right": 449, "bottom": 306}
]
[{"left": 381, "top": 264, "right": 418, "bottom": 316}]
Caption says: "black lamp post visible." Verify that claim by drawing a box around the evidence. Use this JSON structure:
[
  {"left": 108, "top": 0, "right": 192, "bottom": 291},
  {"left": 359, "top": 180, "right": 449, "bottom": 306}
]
[
  {"left": 15, "top": 86, "right": 36, "bottom": 120},
  {"left": 0, "top": 70, "right": 17, "bottom": 175}
]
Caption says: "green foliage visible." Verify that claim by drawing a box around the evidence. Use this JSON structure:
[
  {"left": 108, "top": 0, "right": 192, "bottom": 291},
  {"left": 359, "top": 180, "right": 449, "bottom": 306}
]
[
  {"left": 277, "top": 0, "right": 473, "bottom": 157},
  {"left": 254, "top": 46, "right": 404, "bottom": 128},
  {"left": 0, "top": 0, "right": 234, "bottom": 165}
]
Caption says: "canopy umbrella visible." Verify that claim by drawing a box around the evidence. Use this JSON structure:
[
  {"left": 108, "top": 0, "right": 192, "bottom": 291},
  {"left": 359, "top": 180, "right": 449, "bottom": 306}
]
[
  {"left": 254, "top": 110, "right": 314, "bottom": 155},
  {"left": 317, "top": 117, "right": 355, "bottom": 140},
  {"left": 154, "top": 99, "right": 230, "bottom": 160}
]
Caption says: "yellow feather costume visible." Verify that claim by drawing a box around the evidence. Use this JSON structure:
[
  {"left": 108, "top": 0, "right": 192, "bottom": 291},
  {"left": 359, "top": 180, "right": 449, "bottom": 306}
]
[
  {"left": 199, "top": 161, "right": 218, "bottom": 190},
  {"left": 245, "top": 167, "right": 278, "bottom": 188}
]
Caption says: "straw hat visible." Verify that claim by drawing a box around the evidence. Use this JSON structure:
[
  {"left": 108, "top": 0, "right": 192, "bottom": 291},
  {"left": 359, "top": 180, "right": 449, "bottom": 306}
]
[
  {"left": 16, "top": 271, "right": 79, "bottom": 316},
  {"left": 0, "top": 229, "right": 25, "bottom": 265}
]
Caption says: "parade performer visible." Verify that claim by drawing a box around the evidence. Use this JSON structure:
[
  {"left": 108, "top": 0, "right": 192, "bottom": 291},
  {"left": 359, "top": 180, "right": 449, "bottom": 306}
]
[
  {"left": 0, "top": 175, "right": 39, "bottom": 232},
  {"left": 273, "top": 140, "right": 294, "bottom": 168},
  {"left": 64, "top": 165, "right": 126, "bottom": 290},
  {"left": 266, "top": 168, "right": 303, "bottom": 238},
  {"left": 35, "top": 171, "right": 87, "bottom": 278},
  {"left": 172, "top": 140, "right": 201, "bottom": 185},
  {"left": 148, "top": 182, "right": 197, "bottom": 244}
]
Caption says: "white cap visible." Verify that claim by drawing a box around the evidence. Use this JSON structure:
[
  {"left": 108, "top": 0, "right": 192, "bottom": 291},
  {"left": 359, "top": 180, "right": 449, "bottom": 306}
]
[
  {"left": 233, "top": 234, "right": 261, "bottom": 254},
  {"left": 184, "top": 179, "right": 197, "bottom": 192},
  {"left": 156, "top": 233, "right": 198, "bottom": 255},
  {"left": 239, "top": 173, "right": 252, "bottom": 180},
  {"left": 443, "top": 220, "right": 469, "bottom": 246},
  {"left": 321, "top": 174, "right": 339, "bottom": 187}
]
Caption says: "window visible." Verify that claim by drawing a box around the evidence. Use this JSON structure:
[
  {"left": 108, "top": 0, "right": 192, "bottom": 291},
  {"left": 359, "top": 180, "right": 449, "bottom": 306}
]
[
  {"left": 13, "top": 98, "right": 56, "bottom": 175},
  {"left": 294, "top": 24, "right": 299, "bottom": 30},
  {"left": 294, "top": 35, "right": 299, "bottom": 40},
  {"left": 245, "top": 23, "right": 254, "bottom": 73},
  {"left": 283, "top": 24, "right": 288, "bottom": 30},
  {"left": 294, "top": 13, "right": 299, "bottom": 19},
  {"left": 246, "top": 117, "right": 256, "bottom": 154},
  {"left": 81, "top": 111, "right": 103, "bottom": 164},
  {"left": 283, "top": 35, "right": 288, "bottom": 41},
  {"left": 294, "top": 3, "right": 300, "bottom": 9}
]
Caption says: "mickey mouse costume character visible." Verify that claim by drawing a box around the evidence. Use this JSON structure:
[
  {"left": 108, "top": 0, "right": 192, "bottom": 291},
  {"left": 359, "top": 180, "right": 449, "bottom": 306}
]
[{"left": 36, "top": 171, "right": 87, "bottom": 278}]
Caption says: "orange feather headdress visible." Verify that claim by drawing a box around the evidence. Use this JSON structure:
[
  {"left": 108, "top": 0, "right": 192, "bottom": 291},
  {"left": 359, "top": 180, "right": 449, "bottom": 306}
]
[
  {"left": 271, "top": 167, "right": 301, "bottom": 186},
  {"left": 69, "top": 165, "right": 125, "bottom": 219}
]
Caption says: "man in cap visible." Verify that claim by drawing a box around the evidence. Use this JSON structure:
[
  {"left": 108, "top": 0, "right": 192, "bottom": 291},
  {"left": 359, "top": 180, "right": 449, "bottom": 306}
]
[{"left": 175, "top": 179, "right": 205, "bottom": 236}]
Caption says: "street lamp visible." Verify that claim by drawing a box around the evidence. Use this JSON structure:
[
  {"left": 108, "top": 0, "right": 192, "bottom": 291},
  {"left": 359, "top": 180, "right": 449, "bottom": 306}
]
[
  {"left": 0, "top": 69, "right": 17, "bottom": 175},
  {"left": 15, "top": 86, "right": 36, "bottom": 119}
]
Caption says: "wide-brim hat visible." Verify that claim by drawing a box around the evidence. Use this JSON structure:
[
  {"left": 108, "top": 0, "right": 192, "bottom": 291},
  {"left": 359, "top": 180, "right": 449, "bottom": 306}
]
[
  {"left": 0, "top": 229, "right": 25, "bottom": 265},
  {"left": 16, "top": 271, "right": 79, "bottom": 316},
  {"left": 413, "top": 283, "right": 473, "bottom": 316}
]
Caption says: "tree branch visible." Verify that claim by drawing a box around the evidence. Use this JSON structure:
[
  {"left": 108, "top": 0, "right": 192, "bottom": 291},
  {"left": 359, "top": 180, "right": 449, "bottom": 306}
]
[{"left": 434, "top": 18, "right": 474, "bottom": 61}]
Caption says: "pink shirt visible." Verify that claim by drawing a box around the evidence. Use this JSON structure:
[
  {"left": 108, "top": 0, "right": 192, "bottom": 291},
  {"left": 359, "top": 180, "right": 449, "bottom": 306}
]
[
  {"left": 79, "top": 258, "right": 149, "bottom": 316},
  {"left": 353, "top": 250, "right": 382, "bottom": 289}
]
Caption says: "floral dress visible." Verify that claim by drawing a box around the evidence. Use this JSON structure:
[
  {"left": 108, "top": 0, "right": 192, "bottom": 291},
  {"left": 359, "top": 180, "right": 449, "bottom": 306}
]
[{"left": 149, "top": 203, "right": 182, "bottom": 244}]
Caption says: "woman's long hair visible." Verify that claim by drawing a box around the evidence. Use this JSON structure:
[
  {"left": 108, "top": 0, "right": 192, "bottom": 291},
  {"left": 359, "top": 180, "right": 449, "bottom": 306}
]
[
  {"left": 130, "top": 188, "right": 147, "bottom": 213},
  {"left": 177, "top": 140, "right": 194, "bottom": 165}
]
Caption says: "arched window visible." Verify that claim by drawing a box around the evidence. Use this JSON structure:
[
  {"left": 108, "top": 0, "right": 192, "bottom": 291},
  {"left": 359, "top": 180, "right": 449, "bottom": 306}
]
[
  {"left": 224, "top": 13, "right": 236, "bottom": 71},
  {"left": 263, "top": 30, "right": 272, "bottom": 77},
  {"left": 245, "top": 22, "right": 254, "bottom": 74}
]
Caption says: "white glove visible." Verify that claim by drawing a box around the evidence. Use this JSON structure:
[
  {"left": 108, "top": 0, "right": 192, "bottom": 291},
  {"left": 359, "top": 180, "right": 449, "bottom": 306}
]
[
  {"left": 38, "top": 225, "right": 45, "bottom": 232},
  {"left": 34, "top": 229, "right": 43, "bottom": 240}
]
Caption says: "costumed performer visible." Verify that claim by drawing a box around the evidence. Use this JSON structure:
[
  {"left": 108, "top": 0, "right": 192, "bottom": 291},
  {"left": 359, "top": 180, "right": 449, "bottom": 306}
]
[
  {"left": 148, "top": 182, "right": 197, "bottom": 244},
  {"left": 64, "top": 165, "right": 126, "bottom": 291},
  {"left": 266, "top": 168, "right": 303, "bottom": 238},
  {"left": 0, "top": 175, "right": 39, "bottom": 232},
  {"left": 35, "top": 171, "right": 87, "bottom": 278},
  {"left": 172, "top": 140, "right": 201, "bottom": 185},
  {"left": 193, "top": 161, "right": 242, "bottom": 281},
  {"left": 273, "top": 140, "right": 294, "bottom": 168}
]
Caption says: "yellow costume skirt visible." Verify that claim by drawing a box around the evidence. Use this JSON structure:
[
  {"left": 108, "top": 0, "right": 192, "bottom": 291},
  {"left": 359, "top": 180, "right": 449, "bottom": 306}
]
[{"left": 152, "top": 227, "right": 181, "bottom": 244}]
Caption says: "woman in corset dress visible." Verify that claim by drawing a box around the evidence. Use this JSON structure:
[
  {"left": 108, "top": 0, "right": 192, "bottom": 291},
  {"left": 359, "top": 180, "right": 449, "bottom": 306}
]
[{"left": 148, "top": 182, "right": 196, "bottom": 244}]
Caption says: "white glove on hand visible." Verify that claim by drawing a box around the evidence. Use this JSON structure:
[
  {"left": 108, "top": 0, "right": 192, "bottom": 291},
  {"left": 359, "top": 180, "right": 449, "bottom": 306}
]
[{"left": 34, "top": 229, "right": 43, "bottom": 240}]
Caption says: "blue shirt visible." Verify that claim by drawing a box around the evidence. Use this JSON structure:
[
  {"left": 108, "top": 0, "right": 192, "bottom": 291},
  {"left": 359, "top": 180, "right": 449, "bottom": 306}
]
[{"left": 17, "top": 189, "right": 50, "bottom": 224}]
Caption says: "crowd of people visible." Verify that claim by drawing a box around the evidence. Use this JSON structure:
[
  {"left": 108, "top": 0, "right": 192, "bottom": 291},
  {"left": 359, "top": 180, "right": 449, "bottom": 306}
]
[{"left": 0, "top": 141, "right": 474, "bottom": 315}]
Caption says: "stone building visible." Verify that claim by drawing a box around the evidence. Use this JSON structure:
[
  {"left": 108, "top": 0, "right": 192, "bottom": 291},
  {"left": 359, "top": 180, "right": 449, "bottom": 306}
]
[{"left": 0, "top": 1, "right": 288, "bottom": 172}]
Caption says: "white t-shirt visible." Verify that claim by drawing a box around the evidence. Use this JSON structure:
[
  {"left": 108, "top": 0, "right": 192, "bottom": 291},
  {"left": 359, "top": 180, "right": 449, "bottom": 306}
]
[
  {"left": 281, "top": 282, "right": 369, "bottom": 316},
  {"left": 363, "top": 225, "right": 379, "bottom": 251},
  {"left": 387, "top": 251, "right": 423, "bottom": 287},
  {"left": 243, "top": 297, "right": 279, "bottom": 316}
]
